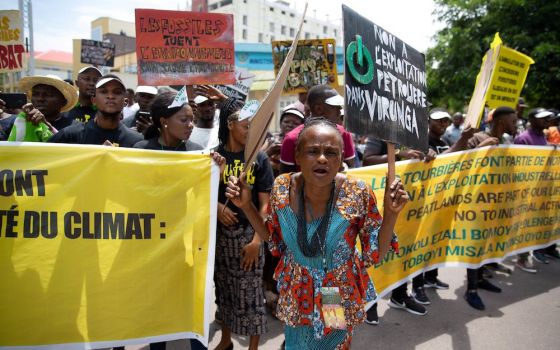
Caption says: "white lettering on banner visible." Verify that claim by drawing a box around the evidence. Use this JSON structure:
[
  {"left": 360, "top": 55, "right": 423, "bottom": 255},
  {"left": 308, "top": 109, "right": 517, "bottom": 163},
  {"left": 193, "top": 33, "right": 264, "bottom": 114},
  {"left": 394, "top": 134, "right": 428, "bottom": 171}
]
[{"left": 345, "top": 84, "right": 419, "bottom": 138}]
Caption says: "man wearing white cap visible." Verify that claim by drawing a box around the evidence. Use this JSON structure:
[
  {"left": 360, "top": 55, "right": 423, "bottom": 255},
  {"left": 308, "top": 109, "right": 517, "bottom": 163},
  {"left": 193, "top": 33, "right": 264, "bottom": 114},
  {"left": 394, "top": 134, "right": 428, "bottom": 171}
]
[
  {"left": 514, "top": 107, "right": 556, "bottom": 265},
  {"left": 123, "top": 85, "right": 158, "bottom": 133},
  {"left": 65, "top": 66, "right": 102, "bottom": 123},
  {"left": 189, "top": 87, "right": 227, "bottom": 150},
  {"left": 279, "top": 84, "right": 356, "bottom": 173},
  {"left": 49, "top": 74, "right": 142, "bottom": 147}
]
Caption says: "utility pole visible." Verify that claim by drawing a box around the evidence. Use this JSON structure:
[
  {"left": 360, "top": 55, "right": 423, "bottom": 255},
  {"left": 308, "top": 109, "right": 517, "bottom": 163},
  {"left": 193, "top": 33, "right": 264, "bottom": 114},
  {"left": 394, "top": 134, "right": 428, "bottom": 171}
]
[{"left": 18, "top": 0, "right": 35, "bottom": 76}]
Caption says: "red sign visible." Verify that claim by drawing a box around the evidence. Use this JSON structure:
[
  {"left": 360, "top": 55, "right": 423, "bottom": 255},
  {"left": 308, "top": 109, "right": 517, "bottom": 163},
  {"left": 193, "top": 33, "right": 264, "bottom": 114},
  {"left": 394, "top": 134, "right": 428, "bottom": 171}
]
[
  {"left": 0, "top": 10, "right": 25, "bottom": 73},
  {"left": 135, "top": 9, "right": 235, "bottom": 86}
]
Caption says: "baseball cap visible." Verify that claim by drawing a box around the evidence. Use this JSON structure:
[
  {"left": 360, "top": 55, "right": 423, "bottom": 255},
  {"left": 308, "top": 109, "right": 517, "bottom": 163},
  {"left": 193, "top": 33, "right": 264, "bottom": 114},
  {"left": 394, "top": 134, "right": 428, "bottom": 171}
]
[
  {"left": 430, "top": 110, "right": 452, "bottom": 120},
  {"left": 78, "top": 66, "right": 102, "bottom": 76},
  {"left": 95, "top": 75, "right": 125, "bottom": 89},
  {"left": 518, "top": 97, "right": 528, "bottom": 108},
  {"left": 136, "top": 85, "right": 158, "bottom": 95},
  {"left": 194, "top": 95, "right": 210, "bottom": 105},
  {"left": 324, "top": 94, "right": 344, "bottom": 107},
  {"left": 281, "top": 107, "right": 305, "bottom": 120},
  {"left": 528, "top": 108, "right": 554, "bottom": 119}
]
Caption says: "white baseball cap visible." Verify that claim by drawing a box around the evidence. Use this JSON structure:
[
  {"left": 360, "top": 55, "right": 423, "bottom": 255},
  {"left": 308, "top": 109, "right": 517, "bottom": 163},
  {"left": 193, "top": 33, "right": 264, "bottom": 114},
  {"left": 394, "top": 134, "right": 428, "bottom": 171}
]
[
  {"left": 430, "top": 111, "right": 452, "bottom": 120},
  {"left": 136, "top": 86, "right": 158, "bottom": 95},
  {"left": 324, "top": 94, "right": 344, "bottom": 107},
  {"left": 194, "top": 95, "right": 210, "bottom": 105}
]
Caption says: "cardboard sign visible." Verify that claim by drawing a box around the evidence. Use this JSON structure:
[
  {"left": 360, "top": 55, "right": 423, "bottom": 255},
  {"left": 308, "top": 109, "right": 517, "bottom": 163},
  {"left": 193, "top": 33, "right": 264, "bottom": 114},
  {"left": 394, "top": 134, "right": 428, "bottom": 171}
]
[
  {"left": 272, "top": 38, "right": 338, "bottom": 94},
  {"left": 80, "top": 39, "right": 116, "bottom": 67},
  {"left": 215, "top": 67, "right": 255, "bottom": 101},
  {"left": 0, "top": 10, "right": 25, "bottom": 73},
  {"left": 135, "top": 9, "right": 235, "bottom": 86},
  {"left": 465, "top": 46, "right": 499, "bottom": 128},
  {"left": 244, "top": 4, "right": 307, "bottom": 168},
  {"left": 485, "top": 34, "right": 534, "bottom": 110},
  {"left": 342, "top": 5, "right": 428, "bottom": 152}
]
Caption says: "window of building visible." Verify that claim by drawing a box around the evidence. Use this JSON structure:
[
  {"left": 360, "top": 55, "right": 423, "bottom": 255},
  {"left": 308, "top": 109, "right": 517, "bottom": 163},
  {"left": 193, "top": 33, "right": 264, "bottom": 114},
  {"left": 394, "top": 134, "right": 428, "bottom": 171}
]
[
  {"left": 209, "top": 3, "right": 218, "bottom": 10},
  {"left": 269, "top": 22, "right": 275, "bottom": 32},
  {"left": 270, "top": 7, "right": 274, "bottom": 11},
  {"left": 323, "top": 26, "right": 327, "bottom": 34},
  {"left": 258, "top": 33, "right": 263, "bottom": 43},
  {"left": 271, "top": 35, "right": 275, "bottom": 41},
  {"left": 290, "top": 13, "right": 295, "bottom": 17},
  {"left": 281, "top": 10, "right": 286, "bottom": 15},
  {"left": 305, "top": 32, "right": 310, "bottom": 39},
  {"left": 281, "top": 25, "right": 286, "bottom": 35},
  {"left": 334, "top": 29, "right": 338, "bottom": 37},
  {"left": 221, "top": 0, "right": 233, "bottom": 6},
  {"left": 242, "top": 29, "right": 247, "bottom": 40},
  {"left": 243, "top": 15, "right": 247, "bottom": 25},
  {"left": 91, "top": 26, "right": 102, "bottom": 41},
  {"left": 290, "top": 28, "right": 295, "bottom": 36}
]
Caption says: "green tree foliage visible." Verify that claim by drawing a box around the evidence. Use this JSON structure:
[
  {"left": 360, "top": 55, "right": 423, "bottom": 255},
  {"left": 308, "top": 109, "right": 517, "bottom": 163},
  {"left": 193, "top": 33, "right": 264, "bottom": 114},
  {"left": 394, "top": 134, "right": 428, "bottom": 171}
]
[{"left": 426, "top": 0, "right": 560, "bottom": 111}]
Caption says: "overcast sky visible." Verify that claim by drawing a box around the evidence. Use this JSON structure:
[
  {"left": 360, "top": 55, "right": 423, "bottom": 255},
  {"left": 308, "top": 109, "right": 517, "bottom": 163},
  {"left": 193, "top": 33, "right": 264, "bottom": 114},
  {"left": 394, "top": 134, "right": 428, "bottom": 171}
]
[{"left": 1, "top": 0, "right": 441, "bottom": 53}]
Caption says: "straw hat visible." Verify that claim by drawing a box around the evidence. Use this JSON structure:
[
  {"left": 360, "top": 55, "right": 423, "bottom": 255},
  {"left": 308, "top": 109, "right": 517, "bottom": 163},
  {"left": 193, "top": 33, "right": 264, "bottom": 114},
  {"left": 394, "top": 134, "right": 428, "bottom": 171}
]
[{"left": 19, "top": 74, "right": 79, "bottom": 113}]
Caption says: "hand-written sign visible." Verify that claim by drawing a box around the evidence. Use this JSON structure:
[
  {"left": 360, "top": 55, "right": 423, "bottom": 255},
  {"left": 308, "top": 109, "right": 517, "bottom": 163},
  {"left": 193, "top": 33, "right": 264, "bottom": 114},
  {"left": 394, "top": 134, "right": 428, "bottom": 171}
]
[
  {"left": 486, "top": 33, "right": 534, "bottom": 109},
  {"left": 0, "top": 10, "right": 25, "bottom": 73},
  {"left": 135, "top": 9, "right": 235, "bottom": 86},
  {"left": 342, "top": 5, "right": 428, "bottom": 152},
  {"left": 80, "top": 39, "right": 116, "bottom": 67},
  {"left": 272, "top": 39, "right": 338, "bottom": 94},
  {"left": 215, "top": 67, "right": 255, "bottom": 101}
]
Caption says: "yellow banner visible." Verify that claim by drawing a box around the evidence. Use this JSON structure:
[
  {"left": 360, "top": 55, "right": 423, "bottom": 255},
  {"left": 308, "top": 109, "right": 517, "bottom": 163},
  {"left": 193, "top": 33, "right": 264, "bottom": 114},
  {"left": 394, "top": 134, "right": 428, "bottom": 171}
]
[
  {"left": 0, "top": 144, "right": 218, "bottom": 349},
  {"left": 349, "top": 146, "right": 560, "bottom": 297}
]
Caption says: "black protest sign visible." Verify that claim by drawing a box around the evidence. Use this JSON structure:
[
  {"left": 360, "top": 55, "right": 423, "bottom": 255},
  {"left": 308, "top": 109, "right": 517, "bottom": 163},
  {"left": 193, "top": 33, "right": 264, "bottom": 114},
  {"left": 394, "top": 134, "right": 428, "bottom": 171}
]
[
  {"left": 342, "top": 5, "right": 428, "bottom": 152},
  {"left": 80, "top": 39, "right": 116, "bottom": 67}
]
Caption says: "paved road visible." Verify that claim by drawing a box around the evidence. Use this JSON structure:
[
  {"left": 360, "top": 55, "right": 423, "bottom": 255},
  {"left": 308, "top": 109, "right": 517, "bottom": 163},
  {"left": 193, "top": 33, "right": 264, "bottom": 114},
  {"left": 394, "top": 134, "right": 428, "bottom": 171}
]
[{"left": 130, "top": 256, "right": 560, "bottom": 350}]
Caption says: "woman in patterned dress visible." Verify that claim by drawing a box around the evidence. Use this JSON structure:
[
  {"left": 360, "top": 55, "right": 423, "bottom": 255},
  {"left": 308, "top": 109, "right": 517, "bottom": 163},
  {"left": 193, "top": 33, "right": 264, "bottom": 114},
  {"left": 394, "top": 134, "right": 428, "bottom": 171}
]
[
  {"left": 225, "top": 118, "right": 408, "bottom": 349},
  {"left": 214, "top": 99, "right": 274, "bottom": 350}
]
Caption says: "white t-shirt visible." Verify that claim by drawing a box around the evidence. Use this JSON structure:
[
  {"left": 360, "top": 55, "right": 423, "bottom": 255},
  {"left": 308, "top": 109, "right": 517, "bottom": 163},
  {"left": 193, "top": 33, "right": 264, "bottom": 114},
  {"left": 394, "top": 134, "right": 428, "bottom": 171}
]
[
  {"left": 190, "top": 126, "right": 219, "bottom": 150},
  {"left": 123, "top": 103, "right": 139, "bottom": 119}
]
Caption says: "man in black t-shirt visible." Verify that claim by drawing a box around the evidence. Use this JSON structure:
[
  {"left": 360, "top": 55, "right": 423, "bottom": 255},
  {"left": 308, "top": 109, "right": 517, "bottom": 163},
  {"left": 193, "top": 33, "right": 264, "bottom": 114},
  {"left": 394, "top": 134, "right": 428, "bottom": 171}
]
[
  {"left": 50, "top": 74, "right": 142, "bottom": 147},
  {"left": 64, "top": 66, "right": 102, "bottom": 123}
]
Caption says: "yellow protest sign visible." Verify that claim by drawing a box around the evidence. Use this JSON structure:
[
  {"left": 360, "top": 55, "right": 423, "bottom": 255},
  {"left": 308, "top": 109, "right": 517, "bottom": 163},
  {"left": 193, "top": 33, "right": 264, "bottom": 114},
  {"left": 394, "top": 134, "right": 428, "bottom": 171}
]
[
  {"left": 349, "top": 146, "right": 560, "bottom": 296},
  {"left": 486, "top": 34, "right": 534, "bottom": 109},
  {"left": 0, "top": 144, "right": 218, "bottom": 348},
  {"left": 272, "top": 38, "right": 338, "bottom": 94},
  {"left": 466, "top": 33, "right": 534, "bottom": 127}
]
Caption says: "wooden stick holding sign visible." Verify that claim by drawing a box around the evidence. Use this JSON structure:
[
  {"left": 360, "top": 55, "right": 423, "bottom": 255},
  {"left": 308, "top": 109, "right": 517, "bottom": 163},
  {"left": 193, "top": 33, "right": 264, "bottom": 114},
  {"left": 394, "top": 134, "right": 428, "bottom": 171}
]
[
  {"left": 221, "top": 2, "right": 308, "bottom": 212},
  {"left": 386, "top": 143, "right": 396, "bottom": 184},
  {"left": 243, "top": 3, "right": 308, "bottom": 169}
]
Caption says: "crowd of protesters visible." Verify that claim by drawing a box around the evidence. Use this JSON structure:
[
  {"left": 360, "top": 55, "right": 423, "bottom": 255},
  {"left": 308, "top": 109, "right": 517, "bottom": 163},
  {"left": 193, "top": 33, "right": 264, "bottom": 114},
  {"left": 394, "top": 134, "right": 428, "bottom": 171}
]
[{"left": 1, "top": 69, "right": 559, "bottom": 350}]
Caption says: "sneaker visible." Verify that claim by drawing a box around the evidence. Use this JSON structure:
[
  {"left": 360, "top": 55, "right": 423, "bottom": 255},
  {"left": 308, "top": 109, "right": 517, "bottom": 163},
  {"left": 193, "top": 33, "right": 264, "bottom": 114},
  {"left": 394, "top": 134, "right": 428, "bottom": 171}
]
[
  {"left": 481, "top": 266, "right": 493, "bottom": 279},
  {"left": 464, "top": 291, "right": 485, "bottom": 310},
  {"left": 516, "top": 258, "right": 537, "bottom": 273},
  {"left": 365, "top": 304, "right": 379, "bottom": 325},
  {"left": 533, "top": 251, "right": 550, "bottom": 264},
  {"left": 478, "top": 278, "right": 502, "bottom": 293},
  {"left": 544, "top": 249, "right": 560, "bottom": 260},
  {"left": 388, "top": 296, "right": 427, "bottom": 315},
  {"left": 424, "top": 278, "right": 449, "bottom": 290},
  {"left": 412, "top": 287, "right": 431, "bottom": 305},
  {"left": 485, "top": 262, "right": 512, "bottom": 274}
]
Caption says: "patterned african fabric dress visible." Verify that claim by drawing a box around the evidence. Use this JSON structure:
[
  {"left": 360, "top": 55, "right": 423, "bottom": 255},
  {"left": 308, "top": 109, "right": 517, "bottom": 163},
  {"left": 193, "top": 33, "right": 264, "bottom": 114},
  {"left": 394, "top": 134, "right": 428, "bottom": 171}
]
[
  {"left": 266, "top": 173, "right": 398, "bottom": 350},
  {"left": 214, "top": 147, "right": 274, "bottom": 336}
]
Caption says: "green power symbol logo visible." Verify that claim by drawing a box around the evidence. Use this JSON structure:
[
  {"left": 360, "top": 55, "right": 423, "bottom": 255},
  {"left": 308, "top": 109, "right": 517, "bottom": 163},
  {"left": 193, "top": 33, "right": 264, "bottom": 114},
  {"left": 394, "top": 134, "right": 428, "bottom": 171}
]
[{"left": 346, "top": 35, "right": 374, "bottom": 84}]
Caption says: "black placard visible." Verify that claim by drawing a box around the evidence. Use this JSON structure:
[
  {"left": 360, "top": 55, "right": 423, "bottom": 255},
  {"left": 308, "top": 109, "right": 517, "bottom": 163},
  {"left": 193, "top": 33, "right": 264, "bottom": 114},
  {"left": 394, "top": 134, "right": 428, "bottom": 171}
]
[
  {"left": 343, "top": 5, "right": 428, "bottom": 152},
  {"left": 80, "top": 39, "right": 115, "bottom": 67}
]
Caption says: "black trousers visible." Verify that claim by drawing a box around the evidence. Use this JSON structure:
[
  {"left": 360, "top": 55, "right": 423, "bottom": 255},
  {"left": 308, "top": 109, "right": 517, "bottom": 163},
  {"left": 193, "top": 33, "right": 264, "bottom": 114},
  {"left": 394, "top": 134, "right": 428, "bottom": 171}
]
[{"left": 466, "top": 268, "right": 483, "bottom": 290}]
